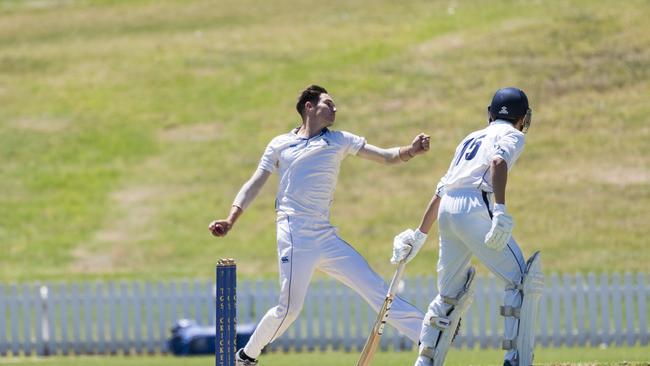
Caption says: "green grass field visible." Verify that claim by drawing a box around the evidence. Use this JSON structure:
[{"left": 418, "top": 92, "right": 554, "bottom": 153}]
[
  {"left": 1, "top": 0, "right": 649, "bottom": 282},
  {"left": 2, "top": 346, "right": 649, "bottom": 366}
]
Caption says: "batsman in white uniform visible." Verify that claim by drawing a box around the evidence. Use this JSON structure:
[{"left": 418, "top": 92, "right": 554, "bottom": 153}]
[
  {"left": 209, "top": 85, "right": 431, "bottom": 365},
  {"left": 391, "top": 88, "right": 544, "bottom": 366}
]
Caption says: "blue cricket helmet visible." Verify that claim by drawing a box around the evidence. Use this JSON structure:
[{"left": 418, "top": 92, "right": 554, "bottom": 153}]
[
  {"left": 488, "top": 87, "right": 529, "bottom": 121},
  {"left": 488, "top": 87, "right": 532, "bottom": 133}
]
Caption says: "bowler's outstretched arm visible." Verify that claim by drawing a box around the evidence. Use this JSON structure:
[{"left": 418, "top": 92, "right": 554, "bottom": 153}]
[
  {"left": 209, "top": 168, "right": 271, "bottom": 237},
  {"left": 356, "top": 133, "right": 430, "bottom": 164}
]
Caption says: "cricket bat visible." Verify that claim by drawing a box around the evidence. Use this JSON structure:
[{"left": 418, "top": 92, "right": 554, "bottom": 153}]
[{"left": 356, "top": 259, "right": 408, "bottom": 366}]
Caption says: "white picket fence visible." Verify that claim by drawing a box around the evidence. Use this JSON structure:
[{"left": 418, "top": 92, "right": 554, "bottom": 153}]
[{"left": 0, "top": 272, "right": 647, "bottom": 357}]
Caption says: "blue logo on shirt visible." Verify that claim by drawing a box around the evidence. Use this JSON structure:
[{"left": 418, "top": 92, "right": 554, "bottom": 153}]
[{"left": 281, "top": 256, "right": 289, "bottom": 264}]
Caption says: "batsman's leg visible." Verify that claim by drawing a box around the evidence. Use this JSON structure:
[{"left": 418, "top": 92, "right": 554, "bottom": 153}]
[
  {"left": 452, "top": 210, "right": 528, "bottom": 365},
  {"left": 456, "top": 218, "right": 542, "bottom": 366},
  {"left": 415, "top": 207, "right": 473, "bottom": 366},
  {"left": 466, "top": 236, "right": 542, "bottom": 366},
  {"left": 501, "top": 251, "right": 544, "bottom": 366}
]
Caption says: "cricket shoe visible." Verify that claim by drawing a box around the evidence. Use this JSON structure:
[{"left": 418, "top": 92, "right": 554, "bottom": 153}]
[{"left": 235, "top": 349, "right": 258, "bottom": 365}]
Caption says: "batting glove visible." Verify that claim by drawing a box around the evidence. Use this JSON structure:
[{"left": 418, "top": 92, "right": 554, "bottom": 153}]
[
  {"left": 391, "top": 229, "right": 427, "bottom": 264},
  {"left": 484, "top": 204, "right": 513, "bottom": 251}
]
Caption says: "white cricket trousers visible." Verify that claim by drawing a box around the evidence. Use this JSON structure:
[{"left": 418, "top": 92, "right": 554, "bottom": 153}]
[
  {"left": 243, "top": 215, "right": 424, "bottom": 358},
  {"left": 425, "top": 189, "right": 526, "bottom": 362}
]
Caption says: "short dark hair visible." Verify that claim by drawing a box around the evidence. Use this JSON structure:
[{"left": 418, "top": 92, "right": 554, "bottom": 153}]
[{"left": 296, "top": 85, "right": 327, "bottom": 116}]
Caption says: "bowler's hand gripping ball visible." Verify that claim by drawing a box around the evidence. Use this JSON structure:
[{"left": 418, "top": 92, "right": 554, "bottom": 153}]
[{"left": 214, "top": 224, "right": 226, "bottom": 236}]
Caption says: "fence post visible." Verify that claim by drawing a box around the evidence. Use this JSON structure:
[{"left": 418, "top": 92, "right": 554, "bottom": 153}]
[
  {"left": 318, "top": 279, "right": 326, "bottom": 352},
  {"left": 575, "top": 273, "right": 586, "bottom": 346},
  {"left": 539, "top": 283, "right": 548, "bottom": 347},
  {"left": 180, "top": 281, "right": 190, "bottom": 322},
  {"left": 342, "top": 287, "right": 351, "bottom": 353},
  {"left": 0, "top": 284, "right": 6, "bottom": 357},
  {"left": 331, "top": 282, "right": 340, "bottom": 351},
  {"left": 71, "top": 283, "right": 81, "bottom": 355},
  {"left": 638, "top": 273, "right": 648, "bottom": 346},
  {"left": 600, "top": 273, "right": 610, "bottom": 346},
  {"left": 107, "top": 282, "right": 117, "bottom": 356},
  {"left": 83, "top": 282, "right": 94, "bottom": 354},
  {"left": 292, "top": 289, "right": 301, "bottom": 353},
  {"left": 353, "top": 288, "right": 363, "bottom": 351},
  {"left": 22, "top": 284, "right": 32, "bottom": 356},
  {"left": 169, "top": 282, "right": 178, "bottom": 331},
  {"left": 9, "top": 284, "right": 19, "bottom": 356},
  {"left": 587, "top": 273, "right": 598, "bottom": 345},
  {"left": 157, "top": 282, "right": 167, "bottom": 353},
  {"left": 40, "top": 285, "right": 50, "bottom": 356},
  {"left": 623, "top": 273, "right": 636, "bottom": 346},
  {"left": 551, "top": 273, "right": 561, "bottom": 347},
  {"left": 120, "top": 282, "right": 131, "bottom": 354},
  {"left": 60, "top": 283, "right": 70, "bottom": 356},
  {"left": 611, "top": 273, "right": 624, "bottom": 346},
  {"left": 145, "top": 282, "right": 155, "bottom": 355},
  {"left": 562, "top": 274, "right": 574, "bottom": 347},
  {"left": 305, "top": 284, "right": 314, "bottom": 352},
  {"left": 133, "top": 282, "right": 143, "bottom": 355}
]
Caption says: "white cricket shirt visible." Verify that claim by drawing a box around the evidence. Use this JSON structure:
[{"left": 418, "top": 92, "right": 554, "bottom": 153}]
[
  {"left": 258, "top": 128, "right": 366, "bottom": 220},
  {"left": 436, "top": 120, "right": 525, "bottom": 194}
]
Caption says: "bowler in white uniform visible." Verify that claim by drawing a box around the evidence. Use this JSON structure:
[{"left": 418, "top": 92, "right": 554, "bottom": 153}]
[
  {"left": 209, "top": 85, "right": 431, "bottom": 365},
  {"left": 392, "top": 87, "right": 544, "bottom": 366}
]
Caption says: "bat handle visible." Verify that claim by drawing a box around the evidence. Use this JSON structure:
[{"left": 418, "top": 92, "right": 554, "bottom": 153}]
[{"left": 386, "top": 260, "right": 407, "bottom": 296}]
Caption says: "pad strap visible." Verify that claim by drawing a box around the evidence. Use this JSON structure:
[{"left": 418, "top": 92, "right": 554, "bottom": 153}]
[
  {"left": 442, "top": 296, "right": 458, "bottom": 306},
  {"left": 500, "top": 305, "right": 521, "bottom": 318},
  {"left": 506, "top": 283, "right": 522, "bottom": 291},
  {"left": 502, "top": 339, "right": 516, "bottom": 350},
  {"left": 430, "top": 316, "right": 451, "bottom": 330},
  {"left": 420, "top": 346, "right": 434, "bottom": 359}
]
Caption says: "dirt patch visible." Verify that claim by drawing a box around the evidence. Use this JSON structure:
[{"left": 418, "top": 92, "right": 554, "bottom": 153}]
[
  {"left": 537, "top": 164, "right": 650, "bottom": 186},
  {"left": 70, "top": 185, "right": 161, "bottom": 274},
  {"left": 158, "top": 122, "right": 222, "bottom": 142},
  {"left": 12, "top": 116, "right": 70, "bottom": 133},
  {"left": 416, "top": 33, "right": 465, "bottom": 54},
  {"left": 414, "top": 18, "right": 543, "bottom": 58},
  {"left": 595, "top": 166, "right": 650, "bottom": 186},
  {"left": 20, "top": 0, "right": 79, "bottom": 9}
]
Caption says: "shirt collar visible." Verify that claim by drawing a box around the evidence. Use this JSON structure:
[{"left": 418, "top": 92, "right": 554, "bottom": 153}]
[
  {"left": 490, "top": 119, "right": 515, "bottom": 128},
  {"left": 291, "top": 127, "right": 329, "bottom": 140}
]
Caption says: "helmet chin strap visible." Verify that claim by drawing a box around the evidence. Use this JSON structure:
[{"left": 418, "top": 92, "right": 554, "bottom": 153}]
[
  {"left": 521, "top": 108, "right": 532, "bottom": 134},
  {"left": 486, "top": 106, "right": 495, "bottom": 124}
]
